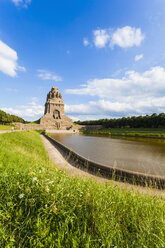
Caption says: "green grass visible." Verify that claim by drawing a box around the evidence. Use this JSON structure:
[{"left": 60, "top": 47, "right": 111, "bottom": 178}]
[
  {"left": 0, "top": 131, "right": 165, "bottom": 247},
  {"left": 0, "top": 124, "right": 14, "bottom": 130},
  {"left": 81, "top": 128, "right": 165, "bottom": 138},
  {"left": 29, "top": 119, "right": 40, "bottom": 124},
  {"left": 0, "top": 124, "right": 19, "bottom": 131}
]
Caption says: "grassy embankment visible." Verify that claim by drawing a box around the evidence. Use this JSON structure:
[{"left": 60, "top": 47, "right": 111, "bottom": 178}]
[
  {"left": 0, "top": 131, "right": 165, "bottom": 247},
  {"left": 81, "top": 128, "right": 165, "bottom": 138},
  {"left": 0, "top": 124, "right": 17, "bottom": 130}
]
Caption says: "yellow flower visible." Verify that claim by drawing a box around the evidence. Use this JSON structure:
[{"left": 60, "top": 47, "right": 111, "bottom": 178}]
[
  {"left": 28, "top": 172, "right": 35, "bottom": 176},
  {"left": 25, "top": 187, "right": 30, "bottom": 193},
  {"left": 52, "top": 205, "right": 58, "bottom": 213}
]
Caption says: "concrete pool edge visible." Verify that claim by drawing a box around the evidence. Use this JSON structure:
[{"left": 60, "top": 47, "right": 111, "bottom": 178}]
[{"left": 43, "top": 134, "right": 165, "bottom": 189}]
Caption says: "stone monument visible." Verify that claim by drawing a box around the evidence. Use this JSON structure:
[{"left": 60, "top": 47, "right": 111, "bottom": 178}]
[{"left": 40, "top": 86, "right": 73, "bottom": 130}]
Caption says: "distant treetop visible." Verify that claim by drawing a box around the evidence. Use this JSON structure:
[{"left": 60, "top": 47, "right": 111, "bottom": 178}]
[
  {"left": 0, "top": 110, "right": 25, "bottom": 124},
  {"left": 74, "top": 113, "right": 165, "bottom": 128}
]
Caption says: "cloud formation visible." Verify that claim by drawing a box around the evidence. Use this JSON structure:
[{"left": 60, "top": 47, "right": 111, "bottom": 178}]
[
  {"left": 0, "top": 40, "right": 25, "bottom": 77},
  {"left": 135, "top": 54, "right": 144, "bottom": 61},
  {"left": 11, "top": 0, "right": 31, "bottom": 8},
  {"left": 93, "top": 29, "right": 110, "bottom": 48},
  {"left": 3, "top": 66, "right": 164, "bottom": 121},
  {"left": 65, "top": 66, "right": 165, "bottom": 118},
  {"left": 110, "top": 26, "right": 144, "bottom": 48},
  {"left": 37, "top": 69, "right": 62, "bottom": 82},
  {"left": 65, "top": 97, "right": 165, "bottom": 118},
  {"left": 84, "top": 26, "right": 144, "bottom": 49},
  {"left": 2, "top": 99, "right": 44, "bottom": 121}
]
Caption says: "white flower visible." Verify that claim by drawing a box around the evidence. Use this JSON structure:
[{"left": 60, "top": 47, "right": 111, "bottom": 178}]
[
  {"left": 48, "top": 181, "right": 54, "bottom": 184},
  {"left": 19, "top": 193, "right": 24, "bottom": 199},
  {"left": 46, "top": 186, "right": 49, "bottom": 192},
  {"left": 33, "top": 177, "right": 37, "bottom": 181}
]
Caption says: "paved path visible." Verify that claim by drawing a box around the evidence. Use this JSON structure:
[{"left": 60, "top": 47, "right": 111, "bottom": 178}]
[
  {"left": 40, "top": 134, "right": 165, "bottom": 197},
  {"left": 0, "top": 130, "right": 12, "bottom": 133},
  {"left": 0, "top": 130, "right": 22, "bottom": 134}
]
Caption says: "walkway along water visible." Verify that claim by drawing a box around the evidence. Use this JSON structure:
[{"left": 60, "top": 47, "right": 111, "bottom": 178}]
[
  {"left": 0, "top": 130, "right": 13, "bottom": 134},
  {"left": 0, "top": 130, "right": 22, "bottom": 134},
  {"left": 43, "top": 133, "right": 165, "bottom": 189}
]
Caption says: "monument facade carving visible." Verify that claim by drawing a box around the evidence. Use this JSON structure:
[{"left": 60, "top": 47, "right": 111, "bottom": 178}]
[{"left": 40, "top": 87, "right": 73, "bottom": 129}]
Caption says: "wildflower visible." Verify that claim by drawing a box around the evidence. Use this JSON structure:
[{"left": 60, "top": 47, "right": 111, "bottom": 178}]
[
  {"left": 33, "top": 177, "right": 37, "bottom": 181},
  {"left": 29, "top": 198, "right": 35, "bottom": 203},
  {"left": 52, "top": 205, "right": 58, "bottom": 213},
  {"left": 29, "top": 198, "right": 35, "bottom": 207},
  {"left": 48, "top": 181, "right": 54, "bottom": 184},
  {"left": 45, "top": 186, "right": 49, "bottom": 193},
  {"left": 25, "top": 187, "right": 30, "bottom": 193},
  {"left": 39, "top": 170, "right": 42, "bottom": 173},
  {"left": 19, "top": 194, "right": 24, "bottom": 199},
  {"left": 45, "top": 204, "right": 48, "bottom": 208},
  {"left": 28, "top": 172, "right": 35, "bottom": 176}
]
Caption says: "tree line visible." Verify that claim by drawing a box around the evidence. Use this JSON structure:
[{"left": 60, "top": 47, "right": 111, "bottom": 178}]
[
  {"left": 0, "top": 110, "right": 25, "bottom": 124},
  {"left": 75, "top": 113, "right": 165, "bottom": 128}
]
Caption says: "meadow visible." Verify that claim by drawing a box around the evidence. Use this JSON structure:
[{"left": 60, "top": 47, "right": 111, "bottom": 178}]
[
  {"left": 81, "top": 128, "right": 165, "bottom": 138},
  {"left": 0, "top": 131, "right": 164, "bottom": 247}
]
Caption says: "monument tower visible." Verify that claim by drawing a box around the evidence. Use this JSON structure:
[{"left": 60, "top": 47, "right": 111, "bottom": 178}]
[{"left": 40, "top": 86, "right": 72, "bottom": 129}]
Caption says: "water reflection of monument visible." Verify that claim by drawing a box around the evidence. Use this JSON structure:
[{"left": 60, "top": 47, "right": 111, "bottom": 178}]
[{"left": 40, "top": 87, "right": 73, "bottom": 130}]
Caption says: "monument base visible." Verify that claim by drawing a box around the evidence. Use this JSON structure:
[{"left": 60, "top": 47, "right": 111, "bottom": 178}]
[{"left": 40, "top": 113, "right": 73, "bottom": 130}]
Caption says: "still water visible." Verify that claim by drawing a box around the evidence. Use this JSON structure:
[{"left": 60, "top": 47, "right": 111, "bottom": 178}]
[{"left": 50, "top": 133, "right": 165, "bottom": 177}]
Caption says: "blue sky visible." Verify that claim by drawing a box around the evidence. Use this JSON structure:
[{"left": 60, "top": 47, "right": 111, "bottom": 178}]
[{"left": 0, "top": 0, "right": 165, "bottom": 121}]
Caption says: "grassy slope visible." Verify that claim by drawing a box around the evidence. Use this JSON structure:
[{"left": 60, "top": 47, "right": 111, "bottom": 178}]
[
  {"left": 0, "top": 131, "right": 164, "bottom": 247},
  {"left": 81, "top": 128, "right": 165, "bottom": 138},
  {"left": 0, "top": 124, "right": 13, "bottom": 130}
]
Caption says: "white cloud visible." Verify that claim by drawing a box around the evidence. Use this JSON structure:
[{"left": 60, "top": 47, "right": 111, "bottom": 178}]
[
  {"left": 93, "top": 29, "right": 110, "bottom": 48},
  {"left": 66, "top": 66, "right": 165, "bottom": 98},
  {"left": 65, "top": 97, "right": 165, "bottom": 119},
  {"left": 65, "top": 66, "right": 165, "bottom": 118},
  {"left": 2, "top": 99, "right": 44, "bottom": 121},
  {"left": 67, "top": 115, "right": 79, "bottom": 122},
  {"left": 37, "top": 69, "right": 62, "bottom": 82},
  {"left": 85, "top": 26, "right": 144, "bottom": 50},
  {"left": 83, "top": 38, "right": 89, "bottom": 47},
  {"left": 11, "top": 0, "right": 31, "bottom": 7},
  {"left": 110, "top": 26, "right": 144, "bottom": 48},
  {"left": 65, "top": 100, "right": 134, "bottom": 116},
  {"left": 135, "top": 54, "right": 144, "bottom": 62},
  {"left": 16, "top": 65, "right": 26, "bottom": 72},
  {"left": 0, "top": 40, "right": 25, "bottom": 77}
]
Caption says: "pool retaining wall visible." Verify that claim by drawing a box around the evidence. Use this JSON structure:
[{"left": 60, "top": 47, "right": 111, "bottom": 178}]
[{"left": 43, "top": 134, "right": 165, "bottom": 189}]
